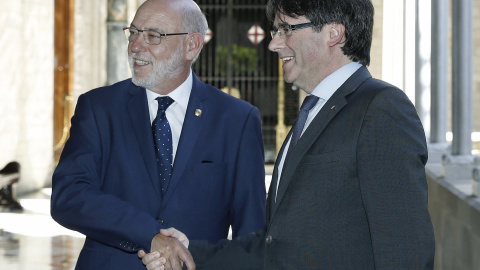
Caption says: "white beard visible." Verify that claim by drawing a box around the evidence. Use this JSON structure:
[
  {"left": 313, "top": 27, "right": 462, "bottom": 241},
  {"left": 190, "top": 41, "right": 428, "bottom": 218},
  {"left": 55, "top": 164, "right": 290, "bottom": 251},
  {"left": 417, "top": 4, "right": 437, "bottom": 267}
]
[{"left": 129, "top": 40, "right": 185, "bottom": 89}]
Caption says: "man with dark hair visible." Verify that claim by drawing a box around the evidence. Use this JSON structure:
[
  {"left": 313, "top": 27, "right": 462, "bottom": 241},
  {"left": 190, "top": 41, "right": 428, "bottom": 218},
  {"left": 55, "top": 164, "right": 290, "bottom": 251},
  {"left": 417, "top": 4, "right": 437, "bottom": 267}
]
[
  {"left": 50, "top": 0, "right": 266, "bottom": 269},
  {"left": 141, "top": 0, "right": 435, "bottom": 269}
]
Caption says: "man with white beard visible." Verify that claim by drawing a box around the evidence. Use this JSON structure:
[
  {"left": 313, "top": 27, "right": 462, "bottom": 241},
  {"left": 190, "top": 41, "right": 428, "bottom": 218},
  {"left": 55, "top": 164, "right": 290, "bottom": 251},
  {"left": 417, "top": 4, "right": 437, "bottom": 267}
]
[{"left": 50, "top": 0, "right": 266, "bottom": 269}]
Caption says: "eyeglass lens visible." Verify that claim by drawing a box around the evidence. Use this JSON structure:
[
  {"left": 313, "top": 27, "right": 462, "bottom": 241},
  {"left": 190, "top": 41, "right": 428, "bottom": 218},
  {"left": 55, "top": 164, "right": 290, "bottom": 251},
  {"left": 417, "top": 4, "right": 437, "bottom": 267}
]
[{"left": 124, "top": 28, "right": 162, "bottom": 45}]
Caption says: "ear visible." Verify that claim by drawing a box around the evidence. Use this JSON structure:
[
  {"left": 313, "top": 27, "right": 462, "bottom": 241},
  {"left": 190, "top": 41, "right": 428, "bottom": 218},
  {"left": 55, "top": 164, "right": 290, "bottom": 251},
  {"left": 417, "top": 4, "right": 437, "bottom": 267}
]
[
  {"left": 185, "top": 33, "right": 204, "bottom": 61},
  {"left": 327, "top": 23, "right": 345, "bottom": 47}
]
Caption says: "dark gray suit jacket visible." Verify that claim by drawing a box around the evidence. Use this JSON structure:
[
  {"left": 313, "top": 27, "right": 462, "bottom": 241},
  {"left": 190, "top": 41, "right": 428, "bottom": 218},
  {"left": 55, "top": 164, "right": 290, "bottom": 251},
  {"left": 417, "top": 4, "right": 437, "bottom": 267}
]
[{"left": 189, "top": 66, "right": 435, "bottom": 269}]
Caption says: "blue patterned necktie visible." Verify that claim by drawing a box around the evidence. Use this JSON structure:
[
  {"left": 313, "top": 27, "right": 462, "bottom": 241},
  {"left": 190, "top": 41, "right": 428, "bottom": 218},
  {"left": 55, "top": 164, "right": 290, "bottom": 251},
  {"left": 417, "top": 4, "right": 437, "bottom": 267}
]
[
  {"left": 152, "top": 96, "right": 174, "bottom": 194},
  {"left": 287, "top": 95, "right": 320, "bottom": 152}
]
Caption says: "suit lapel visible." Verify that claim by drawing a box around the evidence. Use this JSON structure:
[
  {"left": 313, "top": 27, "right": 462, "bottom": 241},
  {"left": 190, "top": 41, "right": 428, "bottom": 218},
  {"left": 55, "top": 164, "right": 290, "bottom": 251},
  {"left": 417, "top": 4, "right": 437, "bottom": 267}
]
[
  {"left": 162, "top": 73, "right": 209, "bottom": 204},
  {"left": 267, "top": 127, "right": 292, "bottom": 222},
  {"left": 265, "top": 132, "right": 284, "bottom": 224},
  {"left": 126, "top": 83, "right": 163, "bottom": 199},
  {"left": 270, "top": 67, "right": 372, "bottom": 219}
]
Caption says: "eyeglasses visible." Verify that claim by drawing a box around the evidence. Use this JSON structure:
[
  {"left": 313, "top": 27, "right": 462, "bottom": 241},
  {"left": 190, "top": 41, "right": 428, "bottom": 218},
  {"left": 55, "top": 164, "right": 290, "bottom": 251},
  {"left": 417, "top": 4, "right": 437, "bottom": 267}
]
[
  {"left": 270, "top": 22, "right": 314, "bottom": 39},
  {"left": 123, "top": 27, "right": 189, "bottom": 45}
]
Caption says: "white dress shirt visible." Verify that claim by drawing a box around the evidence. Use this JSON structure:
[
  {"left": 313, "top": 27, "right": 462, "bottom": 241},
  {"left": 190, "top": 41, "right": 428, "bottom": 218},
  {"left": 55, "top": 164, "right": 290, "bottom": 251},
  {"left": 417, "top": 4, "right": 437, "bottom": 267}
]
[
  {"left": 146, "top": 70, "right": 193, "bottom": 165},
  {"left": 275, "top": 62, "right": 362, "bottom": 199}
]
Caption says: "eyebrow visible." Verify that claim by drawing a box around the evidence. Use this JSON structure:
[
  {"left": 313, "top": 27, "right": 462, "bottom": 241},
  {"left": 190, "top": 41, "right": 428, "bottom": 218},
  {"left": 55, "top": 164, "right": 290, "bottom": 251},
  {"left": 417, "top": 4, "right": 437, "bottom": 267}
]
[{"left": 129, "top": 24, "right": 163, "bottom": 33}]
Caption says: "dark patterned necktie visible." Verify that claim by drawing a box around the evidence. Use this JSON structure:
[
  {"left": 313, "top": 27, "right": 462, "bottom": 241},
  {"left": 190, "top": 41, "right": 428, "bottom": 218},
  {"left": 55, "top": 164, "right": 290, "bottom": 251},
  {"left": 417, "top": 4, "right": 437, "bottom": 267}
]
[
  {"left": 287, "top": 95, "right": 320, "bottom": 152},
  {"left": 152, "top": 96, "right": 174, "bottom": 194},
  {"left": 276, "top": 94, "right": 320, "bottom": 202}
]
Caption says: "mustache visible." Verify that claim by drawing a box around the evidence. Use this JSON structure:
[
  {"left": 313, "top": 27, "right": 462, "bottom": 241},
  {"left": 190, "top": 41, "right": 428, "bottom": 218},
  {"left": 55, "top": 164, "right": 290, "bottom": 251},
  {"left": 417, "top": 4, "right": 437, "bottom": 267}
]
[{"left": 130, "top": 53, "right": 152, "bottom": 63}]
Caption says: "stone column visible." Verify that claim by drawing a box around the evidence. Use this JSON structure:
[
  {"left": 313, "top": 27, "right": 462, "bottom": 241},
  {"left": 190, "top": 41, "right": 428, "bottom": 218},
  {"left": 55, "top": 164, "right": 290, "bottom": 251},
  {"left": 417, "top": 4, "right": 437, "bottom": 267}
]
[
  {"left": 443, "top": 0, "right": 474, "bottom": 180},
  {"left": 428, "top": 0, "right": 449, "bottom": 162},
  {"left": 107, "top": 0, "right": 129, "bottom": 85},
  {"left": 451, "top": 0, "right": 473, "bottom": 155}
]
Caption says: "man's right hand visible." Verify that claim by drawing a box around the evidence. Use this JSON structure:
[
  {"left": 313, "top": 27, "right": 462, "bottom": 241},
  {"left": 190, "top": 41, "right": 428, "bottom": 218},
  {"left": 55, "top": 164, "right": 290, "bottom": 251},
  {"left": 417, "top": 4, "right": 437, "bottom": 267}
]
[{"left": 139, "top": 228, "right": 195, "bottom": 270}]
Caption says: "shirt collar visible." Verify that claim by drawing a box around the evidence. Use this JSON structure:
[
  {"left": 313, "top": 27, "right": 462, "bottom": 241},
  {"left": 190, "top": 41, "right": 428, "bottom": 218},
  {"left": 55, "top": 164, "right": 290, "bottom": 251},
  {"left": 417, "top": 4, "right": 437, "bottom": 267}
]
[
  {"left": 310, "top": 62, "right": 362, "bottom": 100},
  {"left": 146, "top": 69, "right": 193, "bottom": 109}
]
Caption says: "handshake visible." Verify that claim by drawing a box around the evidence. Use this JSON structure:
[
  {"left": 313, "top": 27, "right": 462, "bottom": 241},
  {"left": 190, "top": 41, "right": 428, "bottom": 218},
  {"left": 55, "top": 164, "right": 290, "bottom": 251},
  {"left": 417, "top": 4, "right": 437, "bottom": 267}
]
[{"left": 138, "top": 228, "right": 196, "bottom": 270}]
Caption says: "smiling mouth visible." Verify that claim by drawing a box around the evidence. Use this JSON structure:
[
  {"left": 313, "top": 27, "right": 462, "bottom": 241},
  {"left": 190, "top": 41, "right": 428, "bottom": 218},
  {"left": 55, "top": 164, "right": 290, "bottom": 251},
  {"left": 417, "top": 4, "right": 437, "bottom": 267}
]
[
  {"left": 281, "top": 57, "right": 294, "bottom": 63},
  {"left": 134, "top": 59, "right": 150, "bottom": 66}
]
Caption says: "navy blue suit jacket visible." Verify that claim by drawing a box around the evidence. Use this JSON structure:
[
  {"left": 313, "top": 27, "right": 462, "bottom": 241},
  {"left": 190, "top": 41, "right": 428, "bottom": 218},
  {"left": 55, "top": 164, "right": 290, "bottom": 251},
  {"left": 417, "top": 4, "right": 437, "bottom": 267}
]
[
  {"left": 51, "top": 73, "right": 266, "bottom": 269},
  {"left": 189, "top": 66, "right": 435, "bottom": 269}
]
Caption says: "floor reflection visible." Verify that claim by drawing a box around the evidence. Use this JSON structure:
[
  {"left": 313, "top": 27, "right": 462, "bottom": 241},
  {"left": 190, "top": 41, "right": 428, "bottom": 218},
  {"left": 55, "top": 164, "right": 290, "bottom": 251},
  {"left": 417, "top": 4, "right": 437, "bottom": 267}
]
[{"left": 0, "top": 188, "right": 84, "bottom": 270}]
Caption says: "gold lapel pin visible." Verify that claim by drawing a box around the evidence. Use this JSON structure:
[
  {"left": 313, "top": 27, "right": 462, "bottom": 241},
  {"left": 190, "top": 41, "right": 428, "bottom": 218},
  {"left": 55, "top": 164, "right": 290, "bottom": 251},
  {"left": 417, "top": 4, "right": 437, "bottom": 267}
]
[
  {"left": 331, "top": 105, "right": 336, "bottom": 110},
  {"left": 195, "top": 109, "right": 202, "bottom": 117}
]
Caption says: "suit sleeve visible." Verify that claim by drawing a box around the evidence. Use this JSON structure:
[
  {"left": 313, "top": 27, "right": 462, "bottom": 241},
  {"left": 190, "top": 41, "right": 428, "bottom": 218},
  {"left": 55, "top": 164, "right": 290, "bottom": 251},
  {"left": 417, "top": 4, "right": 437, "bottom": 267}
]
[
  {"left": 357, "top": 87, "right": 435, "bottom": 268},
  {"left": 50, "top": 94, "right": 162, "bottom": 252},
  {"left": 189, "top": 226, "right": 266, "bottom": 270},
  {"left": 229, "top": 106, "right": 266, "bottom": 238}
]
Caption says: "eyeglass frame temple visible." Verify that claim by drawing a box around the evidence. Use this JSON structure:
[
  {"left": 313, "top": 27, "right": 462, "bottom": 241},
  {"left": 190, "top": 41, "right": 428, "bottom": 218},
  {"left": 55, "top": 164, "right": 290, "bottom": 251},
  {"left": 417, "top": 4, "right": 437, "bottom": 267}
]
[{"left": 290, "top": 22, "right": 314, "bottom": 31}]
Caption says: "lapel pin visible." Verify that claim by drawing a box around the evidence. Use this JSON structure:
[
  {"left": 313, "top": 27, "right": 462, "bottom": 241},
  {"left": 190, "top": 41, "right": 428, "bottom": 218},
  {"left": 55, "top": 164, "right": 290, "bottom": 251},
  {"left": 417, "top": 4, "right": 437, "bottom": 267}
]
[
  {"left": 195, "top": 109, "right": 202, "bottom": 117},
  {"left": 331, "top": 105, "right": 336, "bottom": 110}
]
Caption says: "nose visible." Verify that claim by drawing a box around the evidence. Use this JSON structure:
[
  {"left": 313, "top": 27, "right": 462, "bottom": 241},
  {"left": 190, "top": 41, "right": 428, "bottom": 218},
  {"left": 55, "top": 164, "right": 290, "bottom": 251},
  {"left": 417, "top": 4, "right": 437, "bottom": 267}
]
[
  {"left": 268, "top": 34, "right": 285, "bottom": 52},
  {"left": 129, "top": 33, "right": 148, "bottom": 53}
]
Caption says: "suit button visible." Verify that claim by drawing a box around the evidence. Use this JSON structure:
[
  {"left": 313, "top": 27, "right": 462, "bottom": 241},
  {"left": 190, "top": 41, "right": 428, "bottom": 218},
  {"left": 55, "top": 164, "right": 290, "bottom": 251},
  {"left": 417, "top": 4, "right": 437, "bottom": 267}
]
[
  {"left": 265, "top": 235, "right": 273, "bottom": 244},
  {"left": 157, "top": 219, "right": 164, "bottom": 225}
]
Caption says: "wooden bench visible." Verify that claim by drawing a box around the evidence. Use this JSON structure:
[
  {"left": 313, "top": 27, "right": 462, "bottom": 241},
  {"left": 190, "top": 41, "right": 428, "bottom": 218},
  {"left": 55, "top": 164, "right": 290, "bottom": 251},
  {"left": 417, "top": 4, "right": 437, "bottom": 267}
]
[{"left": 0, "top": 161, "right": 23, "bottom": 210}]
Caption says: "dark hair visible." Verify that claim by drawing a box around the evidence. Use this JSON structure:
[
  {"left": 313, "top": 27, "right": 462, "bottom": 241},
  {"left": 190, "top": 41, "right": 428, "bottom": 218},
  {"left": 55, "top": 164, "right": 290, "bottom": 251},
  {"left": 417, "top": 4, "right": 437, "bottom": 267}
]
[{"left": 266, "top": 0, "right": 374, "bottom": 66}]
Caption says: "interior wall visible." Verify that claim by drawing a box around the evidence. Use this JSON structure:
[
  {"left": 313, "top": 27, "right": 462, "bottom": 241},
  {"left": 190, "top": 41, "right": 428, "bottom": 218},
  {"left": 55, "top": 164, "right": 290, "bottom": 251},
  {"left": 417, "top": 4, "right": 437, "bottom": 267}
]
[
  {"left": 426, "top": 166, "right": 480, "bottom": 269},
  {"left": 0, "top": 0, "right": 54, "bottom": 194},
  {"left": 370, "top": 0, "right": 384, "bottom": 81}
]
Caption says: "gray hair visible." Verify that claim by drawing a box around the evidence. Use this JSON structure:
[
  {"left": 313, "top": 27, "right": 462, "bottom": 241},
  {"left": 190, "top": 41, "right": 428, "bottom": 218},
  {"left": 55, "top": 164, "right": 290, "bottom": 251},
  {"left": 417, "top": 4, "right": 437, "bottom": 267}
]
[
  {"left": 179, "top": 2, "right": 208, "bottom": 63},
  {"left": 181, "top": 3, "right": 208, "bottom": 36}
]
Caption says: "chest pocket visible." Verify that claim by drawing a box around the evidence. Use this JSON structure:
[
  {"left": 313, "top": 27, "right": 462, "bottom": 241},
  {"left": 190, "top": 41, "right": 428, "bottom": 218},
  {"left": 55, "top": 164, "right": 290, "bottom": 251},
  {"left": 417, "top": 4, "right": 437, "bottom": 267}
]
[{"left": 301, "top": 150, "right": 341, "bottom": 166}]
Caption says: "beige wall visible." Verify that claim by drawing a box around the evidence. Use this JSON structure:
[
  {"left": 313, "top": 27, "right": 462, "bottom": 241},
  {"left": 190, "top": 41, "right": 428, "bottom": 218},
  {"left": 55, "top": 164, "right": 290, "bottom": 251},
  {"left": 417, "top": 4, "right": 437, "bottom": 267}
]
[
  {"left": 0, "top": 0, "right": 136, "bottom": 194},
  {"left": 0, "top": 0, "right": 54, "bottom": 193},
  {"left": 370, "top": 0, "right": 384, "bottom": 80},
  {"left": 0, "top": 0, "right": 109, "bottom": 193}
]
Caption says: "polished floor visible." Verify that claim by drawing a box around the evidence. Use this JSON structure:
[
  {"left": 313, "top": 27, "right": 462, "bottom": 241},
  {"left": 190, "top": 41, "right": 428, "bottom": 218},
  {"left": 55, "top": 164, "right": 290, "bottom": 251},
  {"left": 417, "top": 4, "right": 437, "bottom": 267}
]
[{"left": 0, "top": 188, "right": 85, "bottom": 270}]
